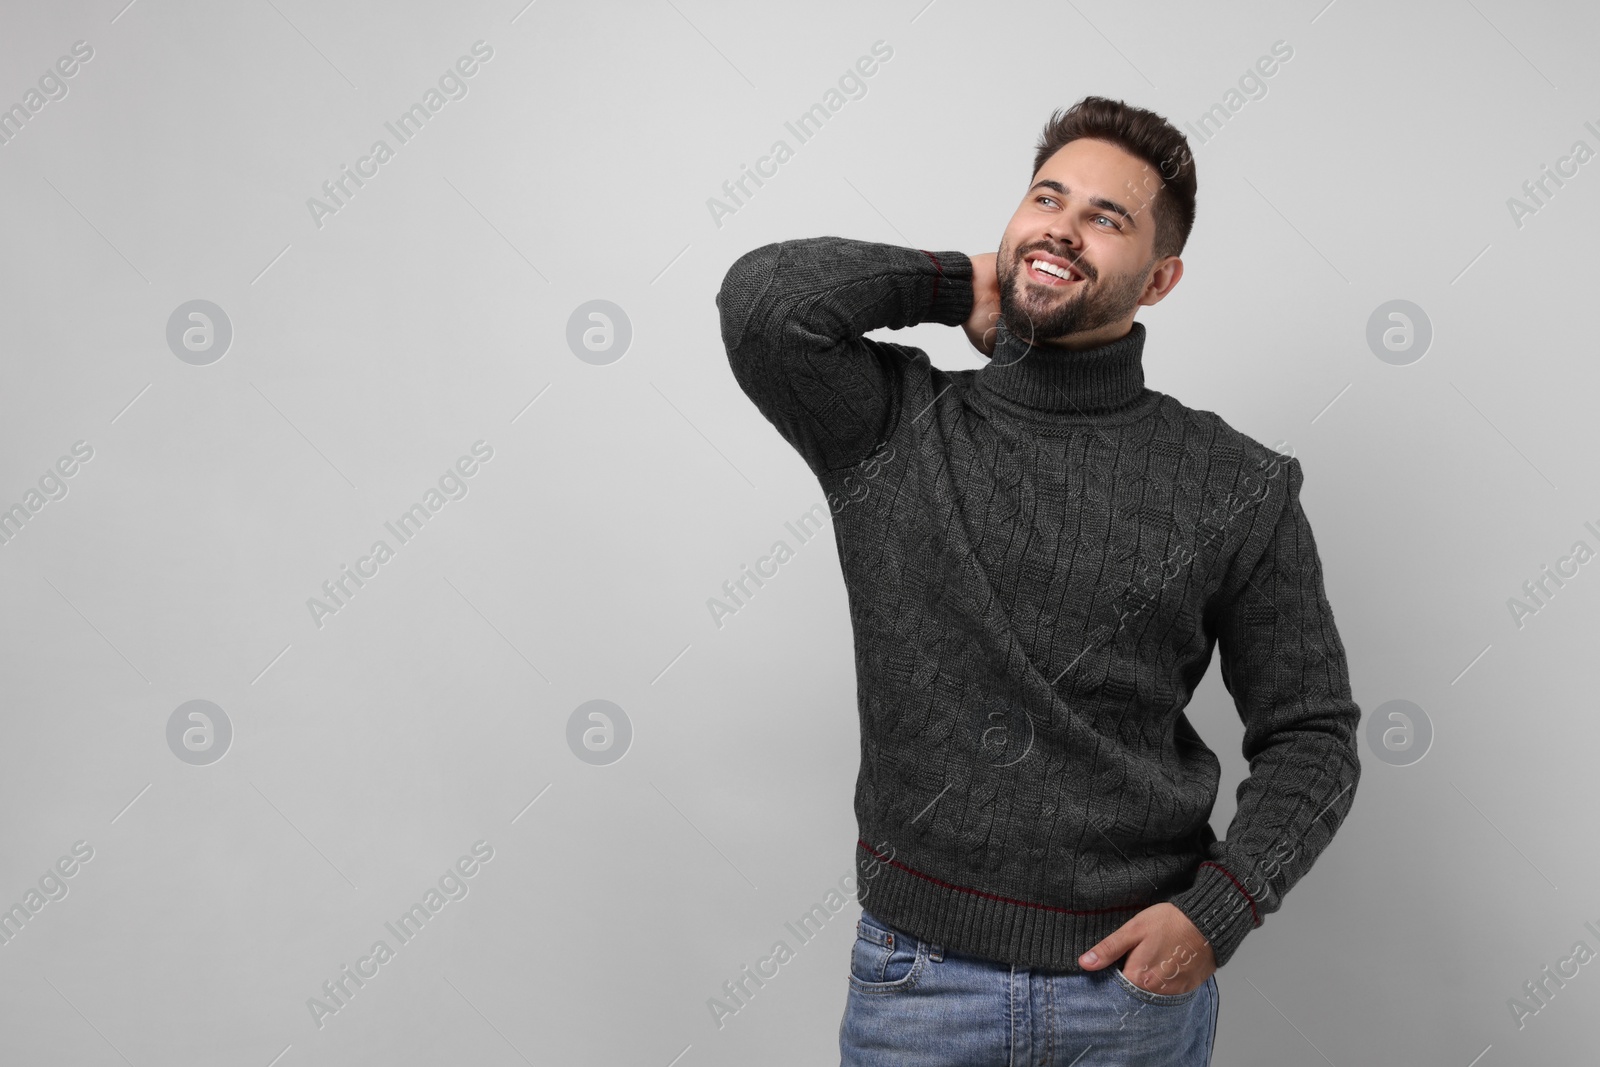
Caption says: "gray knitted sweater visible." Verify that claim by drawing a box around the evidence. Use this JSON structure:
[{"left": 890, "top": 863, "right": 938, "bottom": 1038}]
[{"left": 716, "top": 236, "right": 1361, "bottom": 970}]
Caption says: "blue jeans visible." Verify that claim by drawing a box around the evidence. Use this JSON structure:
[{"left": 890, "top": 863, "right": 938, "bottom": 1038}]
[{"left": 840, "top": 909, "right": 1218, "bottom": 1066}]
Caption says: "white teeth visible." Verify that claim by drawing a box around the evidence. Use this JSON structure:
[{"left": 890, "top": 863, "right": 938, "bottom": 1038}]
[{"left": 1031, "top": 259, "right": 1078, "bottom": 281}]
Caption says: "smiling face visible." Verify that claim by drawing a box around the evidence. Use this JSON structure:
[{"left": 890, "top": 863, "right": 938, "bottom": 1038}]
[{"left": 996, "top": 137, "right": 1184, "bottom": 350}]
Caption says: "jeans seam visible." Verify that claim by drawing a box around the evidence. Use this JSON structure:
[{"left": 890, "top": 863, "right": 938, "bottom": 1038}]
[
  {"left": 1007, "top": 966, "right": 1018, "bottom": 1067},
  {"left": 1045, "top": 970, "right": 1056, "bottom": 1065},
  {"left": 1205, "top": 976, "right": 1219, "bottom": 1064},
  {"left": 847, "top": 940, "right": 928, "bottom": 994}
]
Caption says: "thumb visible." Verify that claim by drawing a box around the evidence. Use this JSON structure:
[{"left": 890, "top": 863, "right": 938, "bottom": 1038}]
[{"left": 1079, "top": 924, "right": 1137, "bottom": 970}]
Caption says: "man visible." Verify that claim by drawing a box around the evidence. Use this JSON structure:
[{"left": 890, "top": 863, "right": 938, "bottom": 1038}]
[{"left": 715, "top": 95, "right": 1361, "bottom": 1066}]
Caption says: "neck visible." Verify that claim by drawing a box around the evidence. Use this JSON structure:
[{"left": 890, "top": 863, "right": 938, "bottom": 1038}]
[{"left": 976, "top": 319, "right": 1150, "bottom": 415}]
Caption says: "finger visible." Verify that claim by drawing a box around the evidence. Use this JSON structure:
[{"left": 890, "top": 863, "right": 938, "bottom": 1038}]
[{"left": 1123, "top": 945, "right": 1176, "bottom": 993}]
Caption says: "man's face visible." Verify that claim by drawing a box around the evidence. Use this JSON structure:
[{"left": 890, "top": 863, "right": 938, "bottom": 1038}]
[{"left": 996, "top": 137, "right": 1182, "bottom": 350}]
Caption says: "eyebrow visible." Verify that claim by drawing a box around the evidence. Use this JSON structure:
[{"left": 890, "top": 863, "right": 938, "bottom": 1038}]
[{"left": 1028, "top": 179, "right": 1138, "bottom": 229}]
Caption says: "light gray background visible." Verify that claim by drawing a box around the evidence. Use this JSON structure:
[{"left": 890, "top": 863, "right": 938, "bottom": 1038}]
[{"left": 1, "top": 0, "right": 1596, "bottom": 1063}]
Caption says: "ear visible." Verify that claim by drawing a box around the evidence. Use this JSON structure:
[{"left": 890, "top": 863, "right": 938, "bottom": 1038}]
[{"left": 1139, "top": 257, "right": 1183, "bottom": 306}]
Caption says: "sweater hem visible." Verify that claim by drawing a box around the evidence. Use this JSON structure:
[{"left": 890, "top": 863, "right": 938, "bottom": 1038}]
[{"left": 853, "top": 839, "right": 1154, "bottom": 971}]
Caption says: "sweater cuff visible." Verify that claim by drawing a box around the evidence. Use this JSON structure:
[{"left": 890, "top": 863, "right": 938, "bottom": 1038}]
[
  {"left": 1168, "top": 861, "right": 1260, "bottom": 969},
  {"left": 917, "top": 249, "right": 974, "bottom": 327}
]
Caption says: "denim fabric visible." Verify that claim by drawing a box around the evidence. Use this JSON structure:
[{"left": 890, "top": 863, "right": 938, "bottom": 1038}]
[{"left": 840, "top": 910, "right": 1218, "bottom": 1066}]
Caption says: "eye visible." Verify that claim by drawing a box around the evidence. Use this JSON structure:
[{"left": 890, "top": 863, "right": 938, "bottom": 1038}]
[
  {"left": 1093, "top": 214, "right": 1120, "bottom": 229},
  {"left": 1036, "top": 195, "right": 1058, "bottom": 207}
]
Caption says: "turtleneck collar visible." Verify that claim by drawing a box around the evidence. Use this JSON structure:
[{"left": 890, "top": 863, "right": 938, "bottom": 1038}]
[{"left": 975, "top": 319, "right": 1151, "bottom": 415}]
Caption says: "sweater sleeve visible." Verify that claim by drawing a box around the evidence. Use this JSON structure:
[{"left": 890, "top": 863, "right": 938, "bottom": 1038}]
[
  {"left": 1168, "top": 457, "right": 1363, "bottom": 968},
  {"left": 716, "top": 236, "right": 974, "bottom": 474}
]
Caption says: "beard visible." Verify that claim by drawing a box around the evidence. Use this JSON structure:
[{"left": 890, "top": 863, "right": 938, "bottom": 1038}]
[{"left": 996, "top": 238, "right": 1153, "bottom": 349}]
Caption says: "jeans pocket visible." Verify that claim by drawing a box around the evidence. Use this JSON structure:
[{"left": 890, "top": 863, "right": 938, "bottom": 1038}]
[
  {"left": 1111, "top": 964, "right": 1203, "bottom": 1006},
  {"left": 848, "top": 911, "right": 928, "bottom": 993}
]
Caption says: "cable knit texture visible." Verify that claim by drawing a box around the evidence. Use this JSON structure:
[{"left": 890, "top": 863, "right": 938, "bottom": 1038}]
[{"left": 716, "top": 235, "right": 1361, "bottom": 970}]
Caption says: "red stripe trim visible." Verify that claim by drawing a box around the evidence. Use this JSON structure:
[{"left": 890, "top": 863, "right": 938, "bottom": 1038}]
[
  {"left": 919, "top": 249, "right": 942, "bottom": 312},
  {"left": 1199, "top": 861, "right": 1261, "bottom": 926},
  {"left": 858, "top": 839, "right": 1143, "bottom": 917}
]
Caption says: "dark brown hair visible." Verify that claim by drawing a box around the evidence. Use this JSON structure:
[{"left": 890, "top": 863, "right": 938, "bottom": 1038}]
[{"left": 1032, "top": 96, "right": 1197, "bottom": 261}]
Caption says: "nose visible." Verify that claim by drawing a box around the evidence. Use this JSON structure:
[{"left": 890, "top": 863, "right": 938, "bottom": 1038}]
[{"left": 1040, "top": 219, "right": 1084, "bottom": 262}]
